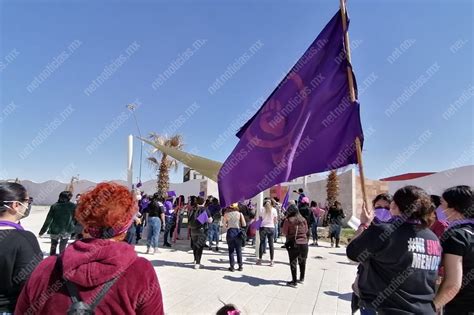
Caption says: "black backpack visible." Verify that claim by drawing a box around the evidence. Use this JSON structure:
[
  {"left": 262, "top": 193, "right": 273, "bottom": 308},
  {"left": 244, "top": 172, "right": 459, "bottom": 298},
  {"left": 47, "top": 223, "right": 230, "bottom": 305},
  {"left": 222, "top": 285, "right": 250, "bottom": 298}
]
[{"left": 54, "top": 256, "right": 122, "bottom": 315}]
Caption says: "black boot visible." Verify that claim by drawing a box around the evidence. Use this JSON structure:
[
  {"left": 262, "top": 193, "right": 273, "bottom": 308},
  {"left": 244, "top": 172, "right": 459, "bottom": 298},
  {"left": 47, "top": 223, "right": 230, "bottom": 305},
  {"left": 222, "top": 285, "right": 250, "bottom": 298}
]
[
  {"left": 335, "top": 238, "right": 340, "bottom": 248},
  {"left": 50, "top": 239, "right": 58, "bottom": 256}
]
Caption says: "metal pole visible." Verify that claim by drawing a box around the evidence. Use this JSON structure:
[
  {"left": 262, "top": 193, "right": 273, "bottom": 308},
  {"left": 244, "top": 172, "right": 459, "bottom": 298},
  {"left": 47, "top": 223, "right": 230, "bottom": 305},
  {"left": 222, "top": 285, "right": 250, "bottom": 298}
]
[{"left": 127, "top": 104, "right": 143, "bottom": 183}]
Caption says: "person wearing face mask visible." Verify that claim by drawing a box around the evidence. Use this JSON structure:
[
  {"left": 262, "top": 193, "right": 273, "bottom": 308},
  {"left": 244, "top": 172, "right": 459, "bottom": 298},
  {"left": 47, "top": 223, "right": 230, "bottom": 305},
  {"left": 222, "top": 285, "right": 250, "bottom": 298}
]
[
  {"left": 434, "top": 185, "right": 473, "bottom": 315},
  {"left": 0, "top": 182, "right": 42, "bottom": 315},
  {"left": 349, "top": 193, "right": 392, "bottom": 315},
  {"left": 347, "top": 186, "right": 441, "bottom": 314},
  {"left": 39, "top": 191, "right": 76, "bottom": 256}
]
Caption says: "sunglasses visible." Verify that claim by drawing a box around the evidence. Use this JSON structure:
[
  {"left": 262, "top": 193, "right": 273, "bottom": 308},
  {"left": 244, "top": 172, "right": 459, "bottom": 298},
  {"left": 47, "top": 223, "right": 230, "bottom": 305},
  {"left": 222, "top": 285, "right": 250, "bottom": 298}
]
[{"left": 4, "top": 199, "right": 32, "bottom": 205}]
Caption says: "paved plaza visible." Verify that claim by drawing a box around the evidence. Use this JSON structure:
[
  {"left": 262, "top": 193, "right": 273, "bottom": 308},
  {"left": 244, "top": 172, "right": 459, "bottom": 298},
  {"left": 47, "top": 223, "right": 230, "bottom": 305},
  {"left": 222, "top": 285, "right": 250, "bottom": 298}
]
[{"left": 24, "top": 206, "right": 358, "bottom": 314}]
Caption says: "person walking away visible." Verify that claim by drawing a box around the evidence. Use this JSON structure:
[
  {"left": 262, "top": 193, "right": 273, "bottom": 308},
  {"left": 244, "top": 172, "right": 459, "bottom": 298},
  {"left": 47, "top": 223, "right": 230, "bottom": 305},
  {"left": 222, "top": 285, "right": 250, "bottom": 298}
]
[
  {"left": 39, "top": 191, "right": 76, "bottom": 256},
  {"left": 327, "top": 201, "right": 345, "bottom": 248},
  {"left": 298, "top": 197, "right": 314, "bottom": 235},
  {"left": 434, "top": 185, "right": 474, "bottom": 315},
  {"left": 15, "top": 182, "right": 164, "bottom": 314},
  {"left": 257, "top": 199, "right": 277, "bottom": 266},
  {"left": 188, "top": 196, "right": 211, "bottom": 269},
  {"left": 0, "top": 183, "right": 42, "bottom": 315},
  {"left": 144, "top": 194, "right": 165, "bottom": 254},
  {"left": 310, "top": 201, "right": 325, "bottom": 246},
  {"left": 223, "top": 203, "right": 246, "bottom": 272},
  {"left": 282, "top": 205, "right": 309, "bottom": 287},
  {"left": 347, "top": 185, "right": 441, "bottom": 314},
  {"left": 208, "top": 197, "right": 222, "bottom": 251},
  {"left": 162, "top": 199, "right": 174, "bottom": 247}
]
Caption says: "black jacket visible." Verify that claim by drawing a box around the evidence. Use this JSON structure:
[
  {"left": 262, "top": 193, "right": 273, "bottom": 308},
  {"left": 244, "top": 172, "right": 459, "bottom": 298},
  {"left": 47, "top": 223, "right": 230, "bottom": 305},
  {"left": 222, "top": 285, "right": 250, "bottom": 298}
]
[
  {"left": 39, "top": 202, "right": 76, "bottom": 235},
  {"left": 298, "top": 205, "right": 314, "bottom": 226},
  {"left": 347, "top": 219, "right": 441, "bottom": 314}
]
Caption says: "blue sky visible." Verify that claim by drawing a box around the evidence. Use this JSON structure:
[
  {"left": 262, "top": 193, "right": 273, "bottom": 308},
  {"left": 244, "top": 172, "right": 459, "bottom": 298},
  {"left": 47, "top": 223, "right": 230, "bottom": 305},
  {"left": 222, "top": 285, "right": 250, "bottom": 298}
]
[{"left": 1, "top": 0, "right": 473, "bottom": 184}]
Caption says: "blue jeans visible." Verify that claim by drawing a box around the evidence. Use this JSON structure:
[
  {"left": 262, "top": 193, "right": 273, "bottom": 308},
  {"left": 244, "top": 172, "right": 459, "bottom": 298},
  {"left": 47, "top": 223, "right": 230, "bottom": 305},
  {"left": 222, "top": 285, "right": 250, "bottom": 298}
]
[
  {"left": 227, "top": 228, "right": 242, "bottom": 268},
  {"left": 274, "top": 222, "right": 280, "bottom": 242},
  {"left": 208, "top": 222, "right": 220, "bottom": 245},
  {"left": 147, "top": 216, "right": 161, "bottom": 249},
  {"left": 311, "top": 218, "right": 319, "bottom": 242},
  {"left": 360, "top": 307, "right": 377, "bottom": 315}
]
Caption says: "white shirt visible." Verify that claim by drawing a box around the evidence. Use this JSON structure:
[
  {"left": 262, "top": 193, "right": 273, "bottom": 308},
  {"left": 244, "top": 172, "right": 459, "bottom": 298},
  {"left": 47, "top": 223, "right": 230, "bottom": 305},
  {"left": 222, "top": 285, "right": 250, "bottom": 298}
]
[{"left": 260, "top": 207, "right": 278, "bottom": 228}]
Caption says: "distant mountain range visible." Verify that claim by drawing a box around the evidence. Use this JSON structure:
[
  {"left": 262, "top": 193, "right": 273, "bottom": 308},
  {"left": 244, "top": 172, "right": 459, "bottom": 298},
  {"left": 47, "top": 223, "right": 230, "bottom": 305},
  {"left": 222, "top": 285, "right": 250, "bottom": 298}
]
[{"left": 8, "top": 179, "right": 157, "bottom": 205}]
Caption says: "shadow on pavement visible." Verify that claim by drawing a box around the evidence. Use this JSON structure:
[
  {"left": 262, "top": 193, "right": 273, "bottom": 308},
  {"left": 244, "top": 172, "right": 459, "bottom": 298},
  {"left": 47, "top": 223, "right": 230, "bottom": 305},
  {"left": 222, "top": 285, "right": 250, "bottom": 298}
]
[
  {"left": 149, "top": 259, "right": 224, "bottom": 271},
  {"left": 324, "top": 291, "right": 352, "bottom": 301},
  {"left": 223, "top": 274, "right": 286, "bottom": 287},
  {"left": 338, "top": 261, "right": 357, "bottom": 266},
  {"left": 243, "top": 256, "right": 289, "bottom": 266}
]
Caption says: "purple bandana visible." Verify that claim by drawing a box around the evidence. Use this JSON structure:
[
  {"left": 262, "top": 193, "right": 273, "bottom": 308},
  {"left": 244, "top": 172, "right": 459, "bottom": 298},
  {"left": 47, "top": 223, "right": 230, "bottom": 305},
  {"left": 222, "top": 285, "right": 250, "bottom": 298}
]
[{"left": 86, "top": 219, "right": 133, "bottom": 239}]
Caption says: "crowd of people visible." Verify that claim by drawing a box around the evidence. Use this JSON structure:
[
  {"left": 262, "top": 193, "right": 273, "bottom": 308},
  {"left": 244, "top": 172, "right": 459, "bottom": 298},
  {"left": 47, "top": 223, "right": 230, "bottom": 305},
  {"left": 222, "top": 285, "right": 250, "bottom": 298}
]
[{"left": 0, "top": 181, "right": 472, "bottom": 314}]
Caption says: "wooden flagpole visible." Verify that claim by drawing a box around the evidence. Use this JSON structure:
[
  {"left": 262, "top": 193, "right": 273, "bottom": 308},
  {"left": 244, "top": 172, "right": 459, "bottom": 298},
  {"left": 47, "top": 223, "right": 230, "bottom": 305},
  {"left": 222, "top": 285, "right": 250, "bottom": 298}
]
[{"left": 339, "top": 0, "right": 370, "bottom": 220}]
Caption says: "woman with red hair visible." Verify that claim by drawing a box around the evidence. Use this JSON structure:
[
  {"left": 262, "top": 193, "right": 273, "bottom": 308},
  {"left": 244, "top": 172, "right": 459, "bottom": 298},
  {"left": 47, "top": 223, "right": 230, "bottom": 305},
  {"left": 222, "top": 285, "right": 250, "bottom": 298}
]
[{"left": 15, "top": 182, "right": 164, "bottom": 314}]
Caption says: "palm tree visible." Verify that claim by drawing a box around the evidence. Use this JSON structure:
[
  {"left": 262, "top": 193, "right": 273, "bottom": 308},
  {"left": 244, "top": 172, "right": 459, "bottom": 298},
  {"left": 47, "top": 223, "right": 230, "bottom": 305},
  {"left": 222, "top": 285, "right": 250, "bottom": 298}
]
[
  {"left": 147, "top": 133, "right": 184, "bottom": 198},
  {"left": 326, "top": 170, "right": 339, "bottom": 207}
]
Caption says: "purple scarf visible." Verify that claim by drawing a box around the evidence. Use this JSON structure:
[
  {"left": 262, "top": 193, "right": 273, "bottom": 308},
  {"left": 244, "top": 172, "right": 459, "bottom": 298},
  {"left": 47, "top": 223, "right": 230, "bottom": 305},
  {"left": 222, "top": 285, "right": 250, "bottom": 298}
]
[
  {"left": 447, "top": 218, "right": 474, "bottom": 229},
  {"left": 0, "top": 220, "right": 24, "bottom": 230}
]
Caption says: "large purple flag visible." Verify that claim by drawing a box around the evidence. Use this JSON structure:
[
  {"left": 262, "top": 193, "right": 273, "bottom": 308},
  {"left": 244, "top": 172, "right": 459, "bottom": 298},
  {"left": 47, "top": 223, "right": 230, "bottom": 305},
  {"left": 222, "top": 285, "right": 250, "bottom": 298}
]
[{"left": 218, "top": 12, "right": 363, "bottom": 207}]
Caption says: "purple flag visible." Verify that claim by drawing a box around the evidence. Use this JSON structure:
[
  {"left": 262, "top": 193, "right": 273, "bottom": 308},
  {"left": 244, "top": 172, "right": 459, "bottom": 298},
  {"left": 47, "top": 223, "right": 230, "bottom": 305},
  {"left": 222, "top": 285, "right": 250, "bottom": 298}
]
[
  {"left": 250, "top": 218, "right": 262, "bottom": 230},
  {"left": 167, "top": 191, "right": 176, "bottom": 197},
  {"left": 196, "top": 209, "right": 209, "bottom": 224},
  {"left": 282, "top": 190, "right": 290, "bottom": 209},
  {"left": 218, "top": 12, "right": 363, "bottom": 207}
]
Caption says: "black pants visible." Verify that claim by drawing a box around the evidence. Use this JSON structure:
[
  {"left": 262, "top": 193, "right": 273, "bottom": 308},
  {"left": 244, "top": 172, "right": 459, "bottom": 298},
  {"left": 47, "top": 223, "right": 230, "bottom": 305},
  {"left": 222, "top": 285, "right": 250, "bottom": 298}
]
[
  {"left": 287, "top": 244, "right": 308, "bottom": 282},
  {"left": 227, "top": 228, "right": 242, "bottom": 268},
  {"left": 259, "top": 227, "right": 275, "bottom": 260},
  {"left": 191, "top": 233, "right": 206, "bottom": 264},
  {"left": 50, "top": 237, "right": 68, "bottom": 256},
  {"left": 163, "top": 216, "right": 174, "bottom": 245},
  {"left": 444, "top": 305, "right": 474, "bottom": 315},
  {"left": 135, "top": 222, "right": 143, "bottom": 242}
]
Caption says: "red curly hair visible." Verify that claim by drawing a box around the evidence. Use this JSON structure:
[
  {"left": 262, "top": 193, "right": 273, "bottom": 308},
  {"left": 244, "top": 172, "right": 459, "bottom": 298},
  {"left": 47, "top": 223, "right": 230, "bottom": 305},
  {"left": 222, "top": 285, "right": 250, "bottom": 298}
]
[{"left": 75, "top": 182, "right": 137, "bottom": 240}]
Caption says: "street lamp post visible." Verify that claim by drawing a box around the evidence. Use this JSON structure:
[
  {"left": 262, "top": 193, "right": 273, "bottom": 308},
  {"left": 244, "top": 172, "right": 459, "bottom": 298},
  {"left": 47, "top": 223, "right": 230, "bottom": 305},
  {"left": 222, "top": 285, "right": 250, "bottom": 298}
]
[{"left": 126, "top": 104, "right": 143, "bottom": 184}]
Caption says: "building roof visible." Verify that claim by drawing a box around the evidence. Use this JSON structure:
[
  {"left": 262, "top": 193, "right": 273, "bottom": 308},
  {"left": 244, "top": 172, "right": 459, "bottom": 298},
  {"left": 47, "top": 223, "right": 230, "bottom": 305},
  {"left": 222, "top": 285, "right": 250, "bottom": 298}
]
[{"left": 380, "top": 172, "right": 436, "bottom": 181}]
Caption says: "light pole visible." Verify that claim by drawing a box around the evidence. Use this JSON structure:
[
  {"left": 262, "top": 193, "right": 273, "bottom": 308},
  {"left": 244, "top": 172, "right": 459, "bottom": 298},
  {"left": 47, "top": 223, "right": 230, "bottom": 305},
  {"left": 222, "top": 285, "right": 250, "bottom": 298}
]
[{"left": 126, "top": 104, "right": 143, "bottom": 184}]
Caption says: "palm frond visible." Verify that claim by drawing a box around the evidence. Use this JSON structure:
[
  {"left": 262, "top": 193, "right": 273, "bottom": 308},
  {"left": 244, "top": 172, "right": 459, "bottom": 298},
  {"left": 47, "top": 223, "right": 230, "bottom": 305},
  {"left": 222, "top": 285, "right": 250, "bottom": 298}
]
[{"left": 147, "top": 157, "right": 159, "bottom": 164}]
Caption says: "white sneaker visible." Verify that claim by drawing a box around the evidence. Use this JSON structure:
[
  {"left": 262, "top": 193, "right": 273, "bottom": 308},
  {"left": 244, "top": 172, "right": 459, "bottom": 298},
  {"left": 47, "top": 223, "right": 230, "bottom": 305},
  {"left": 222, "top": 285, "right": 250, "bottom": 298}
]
[{"left": 194, "top": 264, "right": 200, "bottom": 269}]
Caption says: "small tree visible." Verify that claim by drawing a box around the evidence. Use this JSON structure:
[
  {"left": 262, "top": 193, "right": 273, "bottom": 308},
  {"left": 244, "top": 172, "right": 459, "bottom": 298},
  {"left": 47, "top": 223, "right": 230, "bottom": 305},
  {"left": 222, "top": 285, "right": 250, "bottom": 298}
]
[{"left": 326, "top": 170, "right": 339, "bottom": 207}]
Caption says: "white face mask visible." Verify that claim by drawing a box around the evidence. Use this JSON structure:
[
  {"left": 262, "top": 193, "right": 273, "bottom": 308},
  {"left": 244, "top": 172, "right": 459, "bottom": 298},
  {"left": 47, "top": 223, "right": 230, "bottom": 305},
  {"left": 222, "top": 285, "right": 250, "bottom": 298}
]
[{"left": 3, "top": 201, "right": 30, "bottom": 219}]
